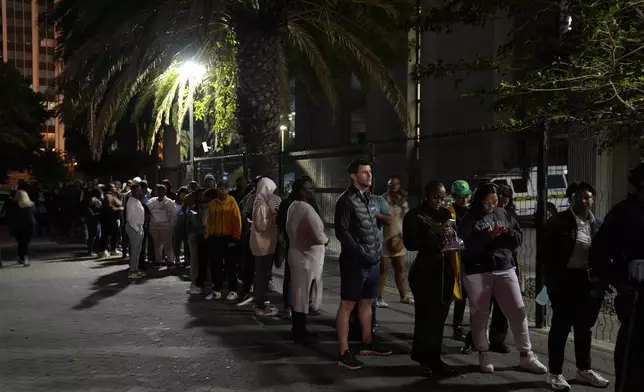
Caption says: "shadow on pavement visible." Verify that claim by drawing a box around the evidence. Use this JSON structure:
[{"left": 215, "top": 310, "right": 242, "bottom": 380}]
[{"left": 72, "top": 264, "right": 186, "bottom": 310}]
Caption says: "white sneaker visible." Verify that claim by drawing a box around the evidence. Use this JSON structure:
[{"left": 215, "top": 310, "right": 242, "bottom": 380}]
[
  {"left": 400, "top": 295, "right": 414, "bottom": 305},
  {"left": 89, "top": 253, "right": 98, "bottom": 258},
  {"left": 205, "top": 291, "right": 222, "bottom": 300},
  {"left": 376, "top": 297, "right": 389, "bottom": 308},
  {"left": 186, "top": 285, "right": 203, "bottom": 295},
  {"left": 576, "top": 369, "right": 609, "bottom": 388},
  {"left": 519, "top": 352, "right": 548, "bottom": 374},
  {"left": 226, "top": 291, "right": 238, "bottom": 301},
  {"left": 110, "top": 250, "right": 122, "bottom": 257},
  {"left": 22, "top": 258, "right": 31, "bottom": 267},
  {"left": 100, "top": 251, "right": 109, "bottom": 258},
  {"left": 546, "top": 373, "right": 571, "bottom": 391},
  {"left": 479, "top": 351, "right": 494, "bottom": 373}
]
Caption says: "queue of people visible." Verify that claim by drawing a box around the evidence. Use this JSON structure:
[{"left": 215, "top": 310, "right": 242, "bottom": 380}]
[{"left": 3, "top": 160, "right": 642, "bottom": 392}]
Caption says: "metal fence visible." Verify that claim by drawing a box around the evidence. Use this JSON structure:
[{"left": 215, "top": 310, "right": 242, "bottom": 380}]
[{"left": 160, "top": 122, "right": 623, "bottom": 343}]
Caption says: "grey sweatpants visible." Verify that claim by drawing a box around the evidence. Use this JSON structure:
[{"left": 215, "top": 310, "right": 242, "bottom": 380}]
[
  {"left": 125, "top": 224, "right": 144, "bottom": 272},
  {"left": 253, "top": 254, "right": 274, "bottom": 308}
]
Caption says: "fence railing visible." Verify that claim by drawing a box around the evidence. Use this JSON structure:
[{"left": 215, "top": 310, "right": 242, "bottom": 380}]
[{"left": 160, "top": 122, "right": 623, "bottom": 343}]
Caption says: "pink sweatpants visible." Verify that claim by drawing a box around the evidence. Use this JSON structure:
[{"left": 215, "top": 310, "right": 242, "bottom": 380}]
[{"left": 463, "top": 268, "right": 532, "bottom": 352}]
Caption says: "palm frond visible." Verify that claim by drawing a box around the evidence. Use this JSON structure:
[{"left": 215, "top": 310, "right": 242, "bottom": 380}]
[{"left": 286, "top": 21, "right": 338, "bottom": 116}]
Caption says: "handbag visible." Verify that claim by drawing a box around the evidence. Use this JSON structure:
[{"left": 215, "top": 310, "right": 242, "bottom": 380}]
[{"left": 441, "top": 233, "right": 464, "bottom": 253}]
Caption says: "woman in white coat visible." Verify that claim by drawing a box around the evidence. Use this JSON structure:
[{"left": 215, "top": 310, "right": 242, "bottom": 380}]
[{"left": 286, "top": 178, "right": 328, "bottom": 344}]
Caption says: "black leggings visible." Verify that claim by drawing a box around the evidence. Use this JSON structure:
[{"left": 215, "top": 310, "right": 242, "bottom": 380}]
[{"left": 14, "top": 229, "right": 33, "bottom": 261}]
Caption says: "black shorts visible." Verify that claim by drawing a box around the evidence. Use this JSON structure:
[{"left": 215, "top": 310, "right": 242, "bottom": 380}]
[{"left": 340, "top": 261, "right": 380, "bottom": 302}]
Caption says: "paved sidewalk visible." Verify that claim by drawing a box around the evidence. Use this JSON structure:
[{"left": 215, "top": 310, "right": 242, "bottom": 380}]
[{"left": 0, "top": 245, "right": 616, "bottom": 391}]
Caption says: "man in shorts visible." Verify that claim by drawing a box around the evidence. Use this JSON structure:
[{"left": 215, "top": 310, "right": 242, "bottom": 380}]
[{"left": 334, "top": 158, "right": 392, "bottom": 370}]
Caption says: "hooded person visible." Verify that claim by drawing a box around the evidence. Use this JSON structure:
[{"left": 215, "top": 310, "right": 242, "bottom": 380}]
[
  {"left": 250, "top": 177, "right": 281, "bottom": 316},
  {"left": 286, "top": 177, "right": 328, "bottom": 344}
]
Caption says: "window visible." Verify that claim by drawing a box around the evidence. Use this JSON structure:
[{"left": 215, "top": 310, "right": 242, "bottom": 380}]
[
  {"left": 511, "top": 178, "right": 528, "bottom": 193},
  {"left": 547, "top": 175, "right": 566, "bottom": 189},
  {"left": 493, "top": 179, "right": 508, "bottom": 187}
]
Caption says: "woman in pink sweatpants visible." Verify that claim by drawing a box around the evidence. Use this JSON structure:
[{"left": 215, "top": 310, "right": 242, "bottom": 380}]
[{"left": 458, "top": 183, "right": 547, "bottom": 375}]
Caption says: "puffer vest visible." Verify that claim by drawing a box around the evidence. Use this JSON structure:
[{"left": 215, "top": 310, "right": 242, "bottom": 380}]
[{"left": 337, "top": 187, "right": 382, "bottom": 265}]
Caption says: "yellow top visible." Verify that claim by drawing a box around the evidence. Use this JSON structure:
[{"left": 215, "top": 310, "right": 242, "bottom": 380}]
[
  {"left": 447, "top": 203, "right": 463, "bottom": 300},
  {"left": 205, "top": 195, "right": 242, "bottom": 240}
]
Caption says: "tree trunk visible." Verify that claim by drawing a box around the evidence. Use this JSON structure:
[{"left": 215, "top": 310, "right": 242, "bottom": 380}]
[{"left": 234, "top": 18, "right": 282, "bottom": 183}]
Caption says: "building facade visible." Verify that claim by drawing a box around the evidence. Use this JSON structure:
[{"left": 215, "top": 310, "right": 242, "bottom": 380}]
[{"left": 1, "top": 0, "right": 64, "bottom": 151}]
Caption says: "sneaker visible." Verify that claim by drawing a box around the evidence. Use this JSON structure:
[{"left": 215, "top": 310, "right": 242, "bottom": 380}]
[
  {"left": 100, "top": 251, "right": 109, "bottom": 258},
  {"left": 576, "top": 369, "right": 609, "bottom": 388},
  {"left": 226, "top": 291, "right": 238, "bottom": 301},
  {"left": 376, "top": 297, "right": 389, "bottom": 308},
  {"left": 359, "top": 342, "right": 392, "bottom": 356},
  {"left": 546, "top": 373, "right": 571, "bottom": 391},
  {"left": 338, "top": 350, "right": 364, "bottom": 370},
  {"left": 479, "top": 351, "right": 494, "bottom": 373},
  {"left": 254, "top": 305, "right": 278, "bottom": 317},
  {"left": 309, "top": 306, "right": 321, "bottom": 316},
  {"left": 136, "top": 270, "right": 147, "bottom": 278},
  {"left": 236, "top": 293, "right": 254, "bottom": 307},
  {"left": 22, "top": 258, "right": 30, "bottom": 267},
  {"left": 453, "top": 326, "right": 467, "bottom": 341},
  {"left": 128, "top": 270, "right": 140, "bottom": 279},
  {"left": 400, "top": 295, "right": 415, "bottom": 305},
  {"left": 186, "top": 285, "right": 203, "bottom": 295},
  {"left": 518, "top": 352, "right": 548, "bottom": 374},
  {"left": 421, "top": 361, "right": 457, "bottom": 377},
  {"left": 89, "top": 253, "right": 99, "bottom": 258},
  {"left": 110, "top": 250, "right": 122, "bottom": 257},
  {"left": 206, "top": 291, "right": 222, "bottom": 300}
]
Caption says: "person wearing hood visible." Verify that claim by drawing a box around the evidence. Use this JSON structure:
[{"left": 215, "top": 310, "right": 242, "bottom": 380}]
[
  {"left": 250, "top": 177, "right": 282, "bottom": 316},
  {"left": 589, "top": 164, "right": 644, "bottom": 392},
  {"left": 286, "top": 177, "right": 328, "bottom": 344},
  {"left": 459, "top": 183, "right": 547, "bottom": 374},
  {"left": 204, "top": 180, "right": 242, "bottom": 301}
]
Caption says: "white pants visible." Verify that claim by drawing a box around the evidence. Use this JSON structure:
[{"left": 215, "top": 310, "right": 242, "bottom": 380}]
[{"left": 290, "top": 250, "right": 324, "bottom": 314}]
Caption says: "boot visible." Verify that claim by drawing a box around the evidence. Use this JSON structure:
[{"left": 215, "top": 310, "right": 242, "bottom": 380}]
[{"left": 292, "top": 311, "right": 317, "bottom": 345}]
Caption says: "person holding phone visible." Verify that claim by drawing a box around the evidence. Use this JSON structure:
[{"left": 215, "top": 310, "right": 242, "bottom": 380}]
[
  {"left": 402, "top": 180, "right": 458, "bottom": 376},
  {"left": 459, "top": 184, "right": 547, "bottom": 374}
]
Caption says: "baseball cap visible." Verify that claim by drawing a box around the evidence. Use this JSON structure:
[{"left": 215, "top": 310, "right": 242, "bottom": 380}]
[
  {"left": 451, "top": 180, "right": 472, "bottom": 196},
  {"left": 204, "top": 174, "right": 215, "bottom": 181}
]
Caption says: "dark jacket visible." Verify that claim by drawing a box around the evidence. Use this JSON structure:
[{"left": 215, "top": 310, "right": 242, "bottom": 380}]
[
  {"left": 541, "top": 209, "right": 600, "bottom": 291},
  {"left": 7, "top": 204, "right": 36, "bottom": 235},
  {"left": 459, "top": 207, "right": 523, "bottom": 275},
  {"left": 403, "top": 203, "right": 452, "bottom": 261},
  {"left": 590, "top": 194, "right": 644, "bottom": 293},
  {"left": 334, "top": 186, "right": 382, "bottom": 266}
]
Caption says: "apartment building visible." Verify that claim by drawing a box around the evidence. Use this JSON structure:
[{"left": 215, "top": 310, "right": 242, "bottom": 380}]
[{"left": 1, "top": 0, "right": 64, "bottom": 151}]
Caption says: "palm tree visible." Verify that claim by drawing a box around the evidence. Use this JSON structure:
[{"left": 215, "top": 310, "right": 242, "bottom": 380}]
[{"left": 56, "top": 0, "right": 411, "bottom": 180}]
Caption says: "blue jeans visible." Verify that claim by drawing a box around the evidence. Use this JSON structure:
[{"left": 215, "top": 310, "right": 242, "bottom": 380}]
[{"left": 87, "top": 221, "right": 102, "bottom": 254}]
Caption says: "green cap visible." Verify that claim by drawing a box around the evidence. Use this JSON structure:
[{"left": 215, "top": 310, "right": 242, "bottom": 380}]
[{"left": 451, "top": 180, "right": 472, "bottom": 196}]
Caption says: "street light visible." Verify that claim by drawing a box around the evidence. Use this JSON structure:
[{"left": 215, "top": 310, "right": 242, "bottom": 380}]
[{"left": 179, "top": 60, "right": 206, "bottom": 181}]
